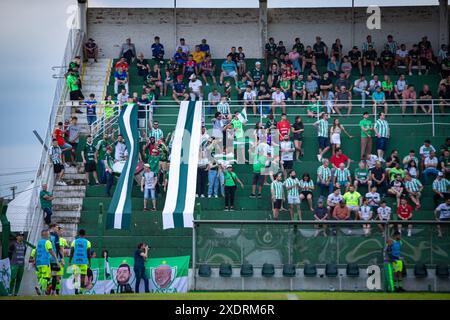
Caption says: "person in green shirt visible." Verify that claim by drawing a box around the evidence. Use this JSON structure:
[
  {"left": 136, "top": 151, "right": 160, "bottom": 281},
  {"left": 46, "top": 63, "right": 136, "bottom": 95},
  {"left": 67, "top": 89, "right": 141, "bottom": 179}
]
[
  {"left": 250, "top": 150, "right": 263, "bottom": 199},
  {"left": 381, "top": 75, "right": 394, "bottom": 99},
  {"left": 104, "top": 147, "right": 115, "bottom": 197},
  {"left": 40, "top": 184, "right": 54, "bottom": 225},
  {"left": 354, "top": 160, "right": 372, "bottom": 191},
  {"left": 307, "top": 96, "right": 323, "bottom": 118},
  {"left": 224, "top": 165, "right": 244, "bottom": 211},
  {"left": 387, "top": 162, "right": 406, "bottom": 181},
  {"left": 82, "top": 135, "right": 100, "bottom": 185},
  {"left": 235, "top": 75, "right": 250, "bottom": 100},
  {"left": 359, "top": 112, "right": 373, "bottom": 160},
  {"left": 96, "top": 133, "right": 113, "bottom": 184},
  {"left": 292, "top": 74, "right": 306, "bottom": 103},
  {"left": 231, "top": 111, "right": 246, "bottom": 163},
  {"left": 279, "top": 76, "right": 291, "bottom": 100},
  {"left": 67, "top": 68, "right": 84, "bottom": 101}
]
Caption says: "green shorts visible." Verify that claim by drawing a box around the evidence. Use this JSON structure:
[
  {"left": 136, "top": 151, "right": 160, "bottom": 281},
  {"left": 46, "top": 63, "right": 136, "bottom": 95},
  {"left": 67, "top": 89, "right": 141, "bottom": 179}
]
[
  {"left": 73, "top": 264, "right": 88, "bottom": 276},
  {"left": 36, "top": 265, "right": 51, "bottom": 279},
  {"left": 392, "top": 259, "right": 403, "bottom": 273}
]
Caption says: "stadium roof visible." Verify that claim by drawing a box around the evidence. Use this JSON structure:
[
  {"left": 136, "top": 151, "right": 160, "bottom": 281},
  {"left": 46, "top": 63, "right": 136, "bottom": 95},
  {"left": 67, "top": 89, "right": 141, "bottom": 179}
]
[{"left": 88, "top": 0, "right": 448, "bottom": 8}]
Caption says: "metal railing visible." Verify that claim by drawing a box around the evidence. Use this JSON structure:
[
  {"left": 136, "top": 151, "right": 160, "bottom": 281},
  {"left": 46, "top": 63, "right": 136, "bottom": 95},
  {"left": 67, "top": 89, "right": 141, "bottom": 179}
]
[
  {"left": 192, "top": 220, "right": 450, "bottom": 282},
  {"left": 25, "top": 28, "right": 85, "bottom": 265}
]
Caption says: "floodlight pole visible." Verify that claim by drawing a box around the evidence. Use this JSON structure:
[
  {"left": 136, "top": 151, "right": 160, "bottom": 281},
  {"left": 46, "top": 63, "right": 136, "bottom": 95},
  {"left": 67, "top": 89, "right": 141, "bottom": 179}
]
[
  {"left": 174, "top": 0, "right": 177, "bottom": 53},
  {"left": 351, "top": 0, "right": 355, "bottom": 47}
]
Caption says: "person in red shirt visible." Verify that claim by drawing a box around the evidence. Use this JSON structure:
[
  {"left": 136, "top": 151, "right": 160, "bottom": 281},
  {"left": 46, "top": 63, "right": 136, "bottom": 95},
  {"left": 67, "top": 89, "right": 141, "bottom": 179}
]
[
  {"left": 53, "top": 122, "right": 73, "bottom": 166},
  {"left": 330, "top": 148, "right": 350, "bottom": 169},
  {"left": 397, "top": 197, "right": 413, "bottom": 237},
  {"left": 276, "top": 113, "right": 291, "bottom": 141},
  {"left": 115, "top": 57, "right": 129, "bottom": 73}
]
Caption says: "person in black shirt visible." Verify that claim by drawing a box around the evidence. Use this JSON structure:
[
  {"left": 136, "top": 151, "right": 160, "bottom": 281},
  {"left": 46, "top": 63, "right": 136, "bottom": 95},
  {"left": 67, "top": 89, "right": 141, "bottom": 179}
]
[
  {"left": 228, "top": 46, "right": 239, "bottom": 63},
  {"left": 276, "top": 41, "right": 287, "bottom": 59},
  {"left": 438, "top": 83, "right": 450, "bottom": 113},
  {"left": 265, "top": 38, "right": 277, "bottom": 63},
  {"left": 348, "top": 46, "right": 363, "bottom": 74},
  {"left": 302, "top": 46, "right": 316, "bottom": 72},
  {"left": 293, "top": 37, "right": 305, "bottom": 55},
  {"left": 363, "top": 45, "right": 377, "bottom": 76},
  {"left": 136, "top": 53, "right": 150, "bottom": 78},
  {"left": 313, "top": 36, "right": 329, "bottom": 64},
  {"left": 134, "top": 243, "right": 150, "bottom": 293},
  {"left": 292, "top": 116, "right": 305, "bottom": 160},
  {"left": 441, "top": 54, "right": 450, "bottom": 78},
  {"left": 371, "top": 161, "right": 387, "bottom": 196},
  {"left": 380, "top": 45, "right": 395, "bottom": 73},
  {"left": 418, "top": 84, "right": 433, "bottom": 114},
  {"left": 408, "top": 44, "right": 422, "bottom": 75},
  {"left": 320, "top": 72, "right": 333, "bottom": 96}
]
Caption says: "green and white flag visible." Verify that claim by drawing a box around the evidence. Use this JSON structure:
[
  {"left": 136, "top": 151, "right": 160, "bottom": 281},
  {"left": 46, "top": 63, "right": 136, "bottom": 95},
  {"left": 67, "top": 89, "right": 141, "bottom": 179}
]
[
  {"left": 106, "top": 103, "right": 139, "bottom": 230},
  {"left": 238, "top": 107, "right": 248, "bottom": 124},
  {"left": 162, "top": 101, "right": 203, "bottom": 229},
  {"left": 61, "top": 255, "right": 190, "bottom": 295}
]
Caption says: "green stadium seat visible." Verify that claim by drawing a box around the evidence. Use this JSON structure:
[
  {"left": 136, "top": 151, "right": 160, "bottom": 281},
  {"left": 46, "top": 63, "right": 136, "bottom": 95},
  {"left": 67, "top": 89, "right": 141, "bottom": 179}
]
[
  {"left": 414, "top": 263, "right": 428, "bottom": 278},
  {"left": 325, "top": 263, "right": 338, "bottom": 277},
  {"left": 346, "top": 263, "right": 360, "bottom": 277},
  {"left": 261, "top": 263, "right": 275, "bottom": 277},
  {"left": 436, "top": 264, "right": 449, "bottom": 279},
  {"left": 282, "top": 264, "right": 296, "bottom": 277},
  {"left": 240, "top": 264, "right": 254, "bottom": 277},
  {"left": 219, "top": 263, "right": 232, "bottom": 277},
  {"left": 303, "top": 264, "right": 317, "bottom": 277},
  {"left": 198, "top": 264, "right": 211, "bottom": 277}
]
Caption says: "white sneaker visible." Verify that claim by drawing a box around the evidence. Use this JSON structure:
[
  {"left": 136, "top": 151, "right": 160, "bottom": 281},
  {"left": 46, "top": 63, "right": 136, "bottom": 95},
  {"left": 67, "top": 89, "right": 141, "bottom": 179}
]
[
  {"left": 407, "top": 230, "right": 412, "bottom": 237},
  {"left": 214, "top": 195, "right": 218, "bottom": 198},
  {"left": 205, "top": 83, "right": 210, "bottom": 86},
  {"left": 317, "top": 154, "right": 322, "bottom": 162},
  {"left": 196, "top": 194, "right": 199, "bottom": 198},
  {"left": 418, "top": 71, "right": 422, "bottom": 75},
  {"left": 200, "top": 194, "right": 205, "bottom": 198},
  {"left": 60, "top": 181, "right": 67, "bottom": 186},
  {"left": 408, "top": 72, "right": 412, "bottom": 76},
  {"left": 207, "top": 195, "right": 212, "bottom": 198}
]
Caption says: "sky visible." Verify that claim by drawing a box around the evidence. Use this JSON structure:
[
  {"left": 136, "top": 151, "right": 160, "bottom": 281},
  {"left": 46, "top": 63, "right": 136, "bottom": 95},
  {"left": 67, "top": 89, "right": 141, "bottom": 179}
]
[
  {"left": 0, "top": 0, "right": 446, "bottom": 198},
  {"left": 0, "top": 0, "right": 75, "bottom": 198}
]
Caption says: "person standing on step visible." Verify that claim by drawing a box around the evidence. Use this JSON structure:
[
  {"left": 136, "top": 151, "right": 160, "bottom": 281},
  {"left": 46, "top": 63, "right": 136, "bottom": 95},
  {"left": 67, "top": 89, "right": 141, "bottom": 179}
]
[
  {"left": 271, "top": 172, "right": 285, "bottom": 220},
  {"left": 49, "top": 139, "right": 67, "bottom": 186},
  {"left": 104, "top": 146, "right": 115, "bottom": 197},
  {"left": 8, "top": 232, "right": 27, "bottom": 296},
  {"left": 374, "top": 112, "right": 390, "bottom": 161},
  {"left": 359, "top": 112, "right": 373, "bottom": 161},
  {"left": 67, "top": 116, "right": 81, "bottom": 166},
  {"left": 69, "top": 229, "right": 91, "bottom": 295},
  {"left": 224, "top": 165, "right": 244, "bottom": 212},
  {"left": 134, "top": 243, "right": 150, "bottom": 293},
  {"left": 40, "top": 184, "right": 54, "bottom": 225},
  {"left": 141, "top": 164, "right": 157, "bottom": 212},
  {"left": 96, "top": 133, "right": 113, "bottom": 184},
  {"left": 82, "top": 135, "right": 100, "bottom": 185},
  {"left": 313, "top": 112, "right": 330, "bottom": 162},
  {"left": 284, "top": 169, "right": 301, "bottom": 220}
]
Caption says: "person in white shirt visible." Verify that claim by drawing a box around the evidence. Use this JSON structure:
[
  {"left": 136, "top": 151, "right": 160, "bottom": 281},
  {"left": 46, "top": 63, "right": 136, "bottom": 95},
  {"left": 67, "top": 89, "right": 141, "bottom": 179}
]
[
  {"left": 271, "top": 87, "right": 286, "bottom": 114},
  {"left": 365, "top": 185, "right": 381, "bottom": 212},
  {"left": 358, "top": 197, "right": 373, "bottom": 235},
  {"left": 207, "top": 88, "right": 221, "bottom": 115},
  {"left": 394, "top": 74, "right": 407, "bottom": 103},
  {"left": 366, "top": 153, "right": 379, "bottom": 169},
  {"left": 423, "top": 151, "right": 440, "bottom": 185},
  {"left": 117, "top": 89, "right": 129, "bottom": 107},
  {"left": 141, "top": 164, "right": 157, "bottom": 211},
  {"left": 327, "top": 188, "right": 343, "bottom": 215},
  {"left": 435, "top": 198, "right": 450, "bottom": 237},
  {"left": 368, "top": 75, "right": 381, "bottom": 95},
  {"left": 188, "top": 74, "right": 203, "bottom": 101},
  {"left": 243, "top": 85, "right": 257, "bottom": 115},
  {"left": 280, "top": 135, "right": 295, "bottom": 178},
  {"left": 353, "top": 74, "right": 369, "bottom": 108},
  {"left": 395, "top": 44, "right": 409, "bottom": 73},
  {"left": 376, "top": 200, "right": 392, "bottom": 232},
  {"left": 114, "top": 134, "right": 128, "bottom": 161},
  {"left": 178, "top": 38, "right": 190, "bottom": 55}
]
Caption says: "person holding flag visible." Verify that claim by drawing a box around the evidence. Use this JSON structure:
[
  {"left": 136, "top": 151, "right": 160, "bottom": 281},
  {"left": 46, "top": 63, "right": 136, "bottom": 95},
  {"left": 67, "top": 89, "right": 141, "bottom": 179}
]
[{"left": 69, "top": 229, "right": 92, "bottom": 295}]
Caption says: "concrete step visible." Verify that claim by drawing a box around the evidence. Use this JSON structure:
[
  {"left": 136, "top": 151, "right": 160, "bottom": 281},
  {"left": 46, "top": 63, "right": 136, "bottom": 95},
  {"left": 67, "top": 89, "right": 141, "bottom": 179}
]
[
  {"left": 63, "top": 166, "right": 85, "bottom": 174},
  {"left": 51, "top": 210, "right": 81, "bottom": 224},
  {"left": 83, "top": 75, "right": 108, "bottom": 81},
  {"left": 52, "top": 198, "right": 83, "bottom": 211},
  {"left": 53, "top": 185, "right": 86, "bottom": 192},
  {"left": 64, "top": 173, "right": 87, "bottom": 180},
  {"left": 53, "top": 189, "right": 86, "bottom": 198}
]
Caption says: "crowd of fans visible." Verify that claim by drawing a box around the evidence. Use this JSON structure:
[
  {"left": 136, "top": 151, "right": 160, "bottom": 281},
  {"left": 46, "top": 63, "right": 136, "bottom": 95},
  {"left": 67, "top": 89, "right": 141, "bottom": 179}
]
[{"left": 48, "top": 34, "right": 450, "bottom": 237}]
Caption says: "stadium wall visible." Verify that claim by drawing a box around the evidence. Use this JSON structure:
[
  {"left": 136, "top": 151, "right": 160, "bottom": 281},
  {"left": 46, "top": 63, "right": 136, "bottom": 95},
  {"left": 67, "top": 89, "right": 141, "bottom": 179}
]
[{"left": 87, "top": 6, "right": 441, "bottom": 59}]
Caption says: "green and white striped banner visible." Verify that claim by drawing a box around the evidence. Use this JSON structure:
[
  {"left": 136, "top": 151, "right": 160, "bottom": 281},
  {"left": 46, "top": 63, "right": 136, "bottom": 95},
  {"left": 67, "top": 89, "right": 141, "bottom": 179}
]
[
  {"left": 106, "top": 103, "right": 139, "bottom": 230},
  {"left": 162, "top": 101, "right": 203, "bottom": 229}
]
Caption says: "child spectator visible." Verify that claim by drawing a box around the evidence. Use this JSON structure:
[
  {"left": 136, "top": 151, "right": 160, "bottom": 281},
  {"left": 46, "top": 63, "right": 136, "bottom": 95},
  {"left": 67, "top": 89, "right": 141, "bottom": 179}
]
[{"left": 404, "top": 173, "right": 424, "bottom": 210}]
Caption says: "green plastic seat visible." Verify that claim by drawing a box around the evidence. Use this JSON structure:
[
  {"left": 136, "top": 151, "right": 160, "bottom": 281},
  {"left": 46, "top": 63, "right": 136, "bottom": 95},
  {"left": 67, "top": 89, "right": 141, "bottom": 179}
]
[
  {"left": 325, "top": 263, "right": 338, "bottom": 277},
  {"left": 261, "top": 263, "right": 275, "bottom": 277},
  {"left": 414, "top": 263, "right": 428, "bottom": 278},
  {"left": 219, "top": 263, "right": 232, "bottom": 277},
  {"left": 283, "top": 264, "right": 296, "bottom": 277},
  {"left": 303, "top": 264, "right": 317, "bottom": 277},
  {"left": 198, "top": 264, "right": 211, "bottom": 277},
  {"left": 346, "top": 263, "right": 360, "bottom": 277},
  {"left": 436, "top": 264, "right": 449, "bottom": 279},
  {"left": 240, "top": 264, "right": 254, "bottom": 277}
]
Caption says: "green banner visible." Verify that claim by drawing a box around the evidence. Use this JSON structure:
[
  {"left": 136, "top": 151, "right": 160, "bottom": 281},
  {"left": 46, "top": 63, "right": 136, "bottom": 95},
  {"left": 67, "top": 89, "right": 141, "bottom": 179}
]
[{"left": 61, "top": 255, "right": 190, "bottom": 295}]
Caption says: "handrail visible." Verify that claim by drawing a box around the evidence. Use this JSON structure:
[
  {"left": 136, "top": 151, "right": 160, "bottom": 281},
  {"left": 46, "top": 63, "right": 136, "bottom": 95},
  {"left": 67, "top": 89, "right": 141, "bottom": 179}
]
[{"left": 193, "top": 220, "right": 450, "bottom": 225}]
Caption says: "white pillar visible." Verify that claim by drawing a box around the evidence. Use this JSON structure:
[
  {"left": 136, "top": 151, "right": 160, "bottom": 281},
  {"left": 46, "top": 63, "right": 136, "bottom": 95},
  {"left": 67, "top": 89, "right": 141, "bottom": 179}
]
[
  {"left": 439, "top": 0, "right": 449, "bottom": 48},
  {"left": 259, "top": 0, "right": 268, "bottom": 58}
]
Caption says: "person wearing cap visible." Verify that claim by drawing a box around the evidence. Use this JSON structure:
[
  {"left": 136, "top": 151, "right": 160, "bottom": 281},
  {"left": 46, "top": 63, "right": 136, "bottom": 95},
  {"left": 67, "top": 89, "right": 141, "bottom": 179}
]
[
  {"left": 188, "top": 73, "right": 203, "bottom": 101},
  {"left": 8, "top": 232, "right": 27, "bottom": 296},
  {"left": 84, "top": 38, "right": 98, "bottom": 62},
  {"left": 119, "top": 38, "right": 136, "bottom": 64},
  {"left": 348, "top": 46, "right": 363, "bottom": 75},
  {"left": 246, "top": 61, "right": 265, "bottom": 87},
  {"left": 172, "top": 75, "right": 189, "bottom": 103},
  {"left": 432, "top": 171, "right": 450, "bottom": 208},
  {"left": 141, "top": 163, "right": 157, "bottom": 211},
  {"left": 224, "top": 165, "right": 244, "bottom": 211},
  {"left": 199, "top": 54, "right": 217, "bottom": 86}
]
